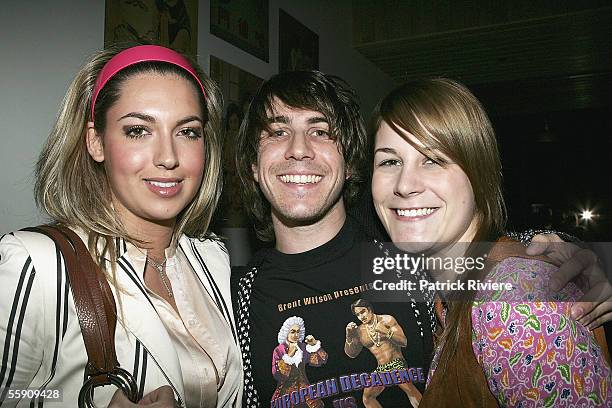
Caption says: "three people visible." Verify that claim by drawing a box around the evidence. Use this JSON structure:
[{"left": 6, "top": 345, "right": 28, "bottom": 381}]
[
  {"left": 0, "top": 45, "right": 242, "bottom": 407},
  {"left": 370, "top": 78, "right": 612, "bottom": 406},
  {"left": 2, "top": 44, "right": 610, "bottom": 408}
]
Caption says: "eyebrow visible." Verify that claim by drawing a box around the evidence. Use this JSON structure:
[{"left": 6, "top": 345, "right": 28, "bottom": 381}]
[
  {"left": 119, "top": 112, "right": 156, "bottom": 122},
  {"left": 118, "top": 112, "right": 203, "bottom": 126},
  {"left": 307, "top": 116, "right": 329, "bottom": 125},
  {"left": 266, "top": 115, "right": 329, "bottom": 125},
  {"left": 176, "top": 115, "right": 204, "bottom": 126},
  {"left": 374, "top": 147, "right": 398, "bottom": 155}
]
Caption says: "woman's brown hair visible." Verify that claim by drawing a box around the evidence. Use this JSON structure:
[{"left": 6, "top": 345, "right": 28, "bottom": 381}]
[{"left": 372, "top": 78, "right": 507, "bottom": 378}]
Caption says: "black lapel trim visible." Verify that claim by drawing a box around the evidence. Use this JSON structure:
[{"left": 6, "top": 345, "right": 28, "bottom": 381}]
[
  {"left": 0, "top": 257, "right": 33, "bottom": 389},
  {"left": 182, "top": 241, "right": 238, "bottom": 343},
  {"left": 116, "top": 257, "right": 155, "bottom": 311},
  {"left": 0, "top": 261, "right": 36, "bottom": 402},
  {"left": 32, "top": 244, "right": 68, "bottom": 408},
  {"left": 139, "top": 348, "right": 148, "bottom": 401}
]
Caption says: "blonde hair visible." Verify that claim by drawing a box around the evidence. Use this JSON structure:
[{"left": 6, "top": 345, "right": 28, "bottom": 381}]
[{"left": 34, "top": 44, "right": 223, "bottom": 271}]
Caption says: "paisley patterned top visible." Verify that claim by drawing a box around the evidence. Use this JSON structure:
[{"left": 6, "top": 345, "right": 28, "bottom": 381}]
[
  {"left": 473, "top": 257, "right": 611, "bottom": 407},
  {"left": 429, "top": 257, "right": 612, "bottom": 407}
]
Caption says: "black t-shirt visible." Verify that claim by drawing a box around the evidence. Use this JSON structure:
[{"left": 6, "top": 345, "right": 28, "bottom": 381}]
[{"left": 233, "top": 218, "right": 435, "bottom": 408}]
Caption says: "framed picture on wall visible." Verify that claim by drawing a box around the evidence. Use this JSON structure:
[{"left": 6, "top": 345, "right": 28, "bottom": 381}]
[
  {"left": 104, "top": 0, "right": 198, "bottom": 56},
  {"left": 210, "top": 0, "right": 269, "bottom": 62},
  {"left": 209, "top": 55, "right": 263, "bottom": 228},
  {"left": 279, "top": 9, "right": 319, "bottom": 72}
]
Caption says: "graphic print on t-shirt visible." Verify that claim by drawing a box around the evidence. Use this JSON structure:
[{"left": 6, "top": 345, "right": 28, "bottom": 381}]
[
  {"left": 272, "top": 316, "right": 329, "bottom": 407},
  {"left": 243, "top": 218, "right": 433, "bottom": 408},
  {"left": 269, "top": 294, "right": 427, "bottom": 408},
  {"left": 343, "top": 299, "right": 422, "bottom": 407}
]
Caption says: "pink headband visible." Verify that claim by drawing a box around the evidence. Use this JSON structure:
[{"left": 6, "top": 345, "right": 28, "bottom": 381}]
[{"left": 90, "top": 45, "right": 206, "bottom": 121}]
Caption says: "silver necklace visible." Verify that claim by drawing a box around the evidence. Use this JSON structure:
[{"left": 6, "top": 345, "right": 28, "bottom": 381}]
[{"left": 146, "top": 256, "right": 173, "bottom": 298}]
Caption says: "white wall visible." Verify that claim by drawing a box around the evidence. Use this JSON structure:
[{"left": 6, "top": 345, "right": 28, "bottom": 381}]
[
  {"left": 198, "top": 0, "right": 395, "bottom": 114},
  {"left": 0, "top": 0, "right": 394, "bottom": 236},
  {"left": 0, "top": 1, "right": 105, "bottom": 232}
]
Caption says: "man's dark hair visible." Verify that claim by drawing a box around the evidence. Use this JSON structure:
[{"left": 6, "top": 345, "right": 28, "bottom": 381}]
[
  {"left": 235, "top": 70, "right": 367, "bottom": 242},
  {"left": 351, "top": 299, "right": 373, "bottom": 315}
]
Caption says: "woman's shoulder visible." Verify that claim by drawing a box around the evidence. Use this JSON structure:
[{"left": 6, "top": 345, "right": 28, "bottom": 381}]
[
  {"left": 0, "top": 229, "right": 76, "bottom": 297},
  {"left": 1, "top": 229, "right": 58, "bottom": 264},
  {"left": 470, "top": 272, "right": 611, "bottom": 405},
  {"left": 0, "top": 232, "right": 34, "bottom": 276},
  {"left": 481, "top": 255, "right": 581, "bottom": 303},
  {"left": 472, "top": 255, "right": 582, "bottom": 340},
  {"left": 0, "top": 230, "right": 58, "bottom": 326},
  {"left": 179, "top": 233, "right": 230, "bottom": 274},
  {"left": 469, "top": 246, "right": 611, "bottom": 405}
]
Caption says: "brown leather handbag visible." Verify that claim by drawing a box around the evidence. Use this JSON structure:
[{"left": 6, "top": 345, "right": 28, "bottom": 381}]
[{"left": 25, "top": 225, "right": 138, "bottom": 407}]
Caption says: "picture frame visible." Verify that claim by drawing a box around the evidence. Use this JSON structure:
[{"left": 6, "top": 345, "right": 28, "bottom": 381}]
[
  {"left": 210, "top": 0, "right": 269, "bottom": 62},
  {"left": 278, "top": 9, "right": 319, "bottom": 72},
  {"left": 210, "top": 55, "right": 264, "bottom": 228},
  {"left": 104, "top": 0, "right": 198, "bottom": 57}
]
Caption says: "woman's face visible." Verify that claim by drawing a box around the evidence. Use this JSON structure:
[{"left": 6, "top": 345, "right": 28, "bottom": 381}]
[
  {"left": 372, "top": 121, "right": 478, "bottom": 255},
  {"left": 87, "top": 72, "right": 205, "bottom": 231}
]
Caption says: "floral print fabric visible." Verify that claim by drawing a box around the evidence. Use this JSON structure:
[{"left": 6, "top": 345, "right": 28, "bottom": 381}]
[{"left": 471, "top": 257, "right": 611, "bottom": 407}]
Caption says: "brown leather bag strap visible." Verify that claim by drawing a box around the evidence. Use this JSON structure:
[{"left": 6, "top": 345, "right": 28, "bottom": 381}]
[
  {"left": 24, "top": 225, "right": 138, "bottom": 406},
  {"left": 44, "top": 226, "right": 118, "bottom": 375}
]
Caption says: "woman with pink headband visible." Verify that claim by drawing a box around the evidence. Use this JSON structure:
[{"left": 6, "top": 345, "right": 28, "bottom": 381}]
[{"left": 0, "top": 45, "right": 242, "bottom": 407}]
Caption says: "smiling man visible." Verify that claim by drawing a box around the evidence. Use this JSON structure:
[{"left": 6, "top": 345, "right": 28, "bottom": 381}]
[
  {"left": 233, "top": 71, "right": 436, "bottom": 408},
  {"left": 250, "top": 98, "right": 347, "bottom": 252},
  {"left": 231, "top": 70, "right": 611, "bottom": 408}
]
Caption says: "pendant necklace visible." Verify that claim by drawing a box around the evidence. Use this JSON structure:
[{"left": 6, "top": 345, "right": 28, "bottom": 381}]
[{"left": 146, "top": 256, "right": 173, "bottom": 298}]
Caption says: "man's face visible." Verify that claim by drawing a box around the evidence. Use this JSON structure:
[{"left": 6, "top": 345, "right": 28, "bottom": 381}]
[
  {"left": 354, "top": 306, "right": 374, "bottom": 324},
  {"left": 287, "top": 325, "right": 301, "bottom": 344},
  {"left": 252, "top": 99, "right": 346, "bottom": 225}
]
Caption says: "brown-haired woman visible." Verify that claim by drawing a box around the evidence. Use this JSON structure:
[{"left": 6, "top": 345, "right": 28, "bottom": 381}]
[{"left": 371, "top": 78, "right": 611, "bottom": 407}]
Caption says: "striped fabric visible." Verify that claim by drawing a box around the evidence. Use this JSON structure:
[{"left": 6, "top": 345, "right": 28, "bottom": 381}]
[{"left": 0, "top": 230, "right": 238, "bottom": 407}]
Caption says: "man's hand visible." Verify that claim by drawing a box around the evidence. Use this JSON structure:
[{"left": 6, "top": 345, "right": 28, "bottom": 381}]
[
  {"left": 527, "top": 233, "right": 612, "bottom": 329},
  {"left": 305, "top": 334, "right": 317, "bottom": 346},
  {"left": 109, "top": 385, "right": 176, "bottom": 407},
  {"left": 346, "top": 322, "right": 358, "bottom": 337},
  {"left": 287, "top": 342, "right": 298, "bottom": 356}
]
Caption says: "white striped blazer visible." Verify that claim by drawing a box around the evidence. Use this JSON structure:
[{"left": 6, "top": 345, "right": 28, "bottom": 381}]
[{"left": 0, "top": 229, "right": 241, "bottom": 407}]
